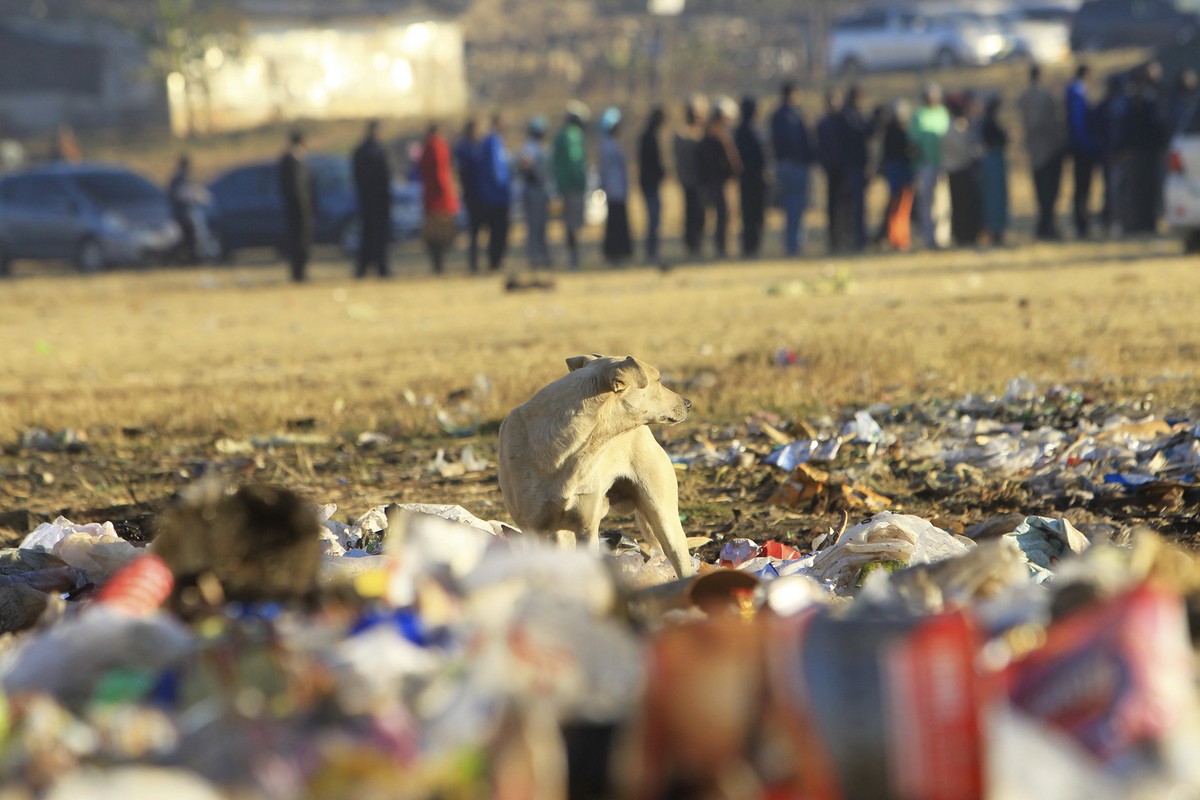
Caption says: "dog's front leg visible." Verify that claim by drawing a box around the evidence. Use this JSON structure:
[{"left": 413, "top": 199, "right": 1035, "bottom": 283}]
[{"left": 633, "top": 454, "right": 694, "bottom": 579}]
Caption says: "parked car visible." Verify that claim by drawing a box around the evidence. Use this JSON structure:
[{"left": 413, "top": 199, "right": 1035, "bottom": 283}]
[
  {"left": 1003, "top": 5, "right": 1074, "bottom": 63},
  {"left": 828, "top": 5, "right": 1017, "bottom": 75},
  {"left": 205, "top": 154, "right": 422, "bottom": 259},
  {"left": 0, "top": 162, "right": 180, "bottom": 275},
  {"left": 1166, "top": 101, "right": 1200, "bottom": 252},
  {"left": 1070, "top": 0, "right": 1200, "bottom": 51}
]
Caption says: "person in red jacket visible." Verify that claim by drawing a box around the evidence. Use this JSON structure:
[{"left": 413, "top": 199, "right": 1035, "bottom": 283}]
[{"left": 418, "top": 123, "right": 461, "bottom": 274}]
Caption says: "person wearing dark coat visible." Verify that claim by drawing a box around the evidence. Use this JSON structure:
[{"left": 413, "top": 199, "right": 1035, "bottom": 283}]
[
  {"left": 734, "top": 96, "right": 767, "bottom": 258},
  {"left": 351, "top": 120, "right": 392, "bottom": 278},
  {"left": 638, "top": 107, "right": 667, "bottom": 265},
  {"left": 816, "top": 89, "right": 846, "bottom": 254},
  {"left": 770, "top": 81, "right": 815, "bottom": 256},
  {"left": 278, "top": 131, "right": 315, "bottom": 283},
  {"left": 454, "top": 119, "right": 484, "bottom": 273},
  {"left": 696, "top": 100, "right": 742, "bottom": 258},
  {"left": 839, "top": 86, "right": 871, "bottom": 252},
  {"left": 1119, "top": 66, "right": 1166, "bottom": 234}
]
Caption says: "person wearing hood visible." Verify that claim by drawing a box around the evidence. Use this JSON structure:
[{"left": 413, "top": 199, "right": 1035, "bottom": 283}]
[
  {"left": 552, "top": 102, "right": 589, "bottom": 269},
  {"left": 735, "top": 95, "right": 767, "bottom": 258},
  {"left": 599, "top": 106, "right": 633, "bottom": 265},
  {"left": 519, "top": 115, "right": 552, "bottom": 270},
  {"left": 638, "top": 106, "right": 667, "bottom": 266}
]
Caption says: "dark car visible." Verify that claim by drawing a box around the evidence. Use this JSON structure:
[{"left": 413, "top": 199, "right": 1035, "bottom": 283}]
[
  {"left": 205, "top": 154, "right": 422, "bottom": 259},
  {"left": 0, "top": 163, "right": 180, "bottom": 275},
  {"left": 1070, "top": 0, "right": 1200, "bottom": 51}
]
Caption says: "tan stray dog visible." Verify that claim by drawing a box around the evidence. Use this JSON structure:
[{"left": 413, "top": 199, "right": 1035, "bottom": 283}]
[{"left": 498, "top": 354, "right": 694, "bottom": 578}]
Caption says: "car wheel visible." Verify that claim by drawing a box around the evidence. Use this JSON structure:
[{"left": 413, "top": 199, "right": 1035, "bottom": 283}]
[
  {"left": 340, "top": 218, "right": 361, "bottom": 255},
  {"left": 839, "top": 56, "right": 863, "bottom": 77},
  {"left": 75, "top": 237, "right": 105, "bottom": 274},
  {"left": 0, "top": 242, "right": 10, "bottom": 278},
  {"left": 1185, "top": 230, "right": 1200, "bottom": 254},
  {"left": 934, "top": 47, "right": 959, "bottom": 69}
]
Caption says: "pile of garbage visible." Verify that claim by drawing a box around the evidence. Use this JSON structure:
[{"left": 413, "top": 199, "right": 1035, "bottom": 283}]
[
  {"left": 0, "top": 470, "right": 1197, "bottom": 799},
  {"left": 666, "top": 378, "right": 1200, "bottom": 526}
]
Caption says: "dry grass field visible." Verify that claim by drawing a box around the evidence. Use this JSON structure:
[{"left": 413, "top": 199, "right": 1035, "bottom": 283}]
[{"left": 1, "top": 230, "right": 1198, "bottom": 542}]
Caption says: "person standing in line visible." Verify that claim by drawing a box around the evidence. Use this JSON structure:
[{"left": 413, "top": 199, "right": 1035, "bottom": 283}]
[
  {"left": 943, "top": 93, "right": 983, "bottom": 247},
  {"left": 910, "top": 83, "right": 951, "bottom": 250},
  {"left": 816, "top": 88, "right": 846, "bottom": 253},
  {"left": 552, "top": 102, "right": 589, "bottom": 270},
  {"left": 734, "top": 95, "right": 767, "bottom": 258},
  {"left": 418, "top": 122, "right": 459, "bottom": 275},
  {"left": 453, "top": 119, "right": 484, "bottom": 272},
  {"left": 770, "top": 80, "right": 814, "bottom": 256},
  {"left": 477, "top": 113, "right": 512, "bottom": 272},
  {"left": 1121, "top": 66, "right": 1166, "bottom": 234},
  {"left": 875, "top": 101, "right": 915, "bottom": 250},
  {"left": 980, "top": 95, "right": 1010, "bottom": 246},
  {"left": 696, "top": 98, "right": 742, "bottom": 259},
  {"left": 518, "top": 115, "right": 552, "bottom": 270},
  {"left": 279, "top": 130, "right": 314, "bottom": 283},
  {"left": 1095, "top": 76, "right": 1127, "bottom": 236},
  {"left": 673, "top": 95, "right": 708, "bottom": 258},
  {"left": 1066, "top": 64, "right": 1099, "bottom": 239},
  {"left": 839, "top": 85, "right": 871, "bottom": 252},
  {"left": 351, "top": 120, "right": 392, "bottom": 278},
  {"left": 1017, "top": 65, "right": 1066, "bottom": 241},
  {"left": 599, "top": 107, "right": 633, "bottom": 265},
  {"left": 638, "top": 106, "right": 667, "bottom": 267},
  {"left": 168, "top": 154, "right": 200, "bottom": 265}
]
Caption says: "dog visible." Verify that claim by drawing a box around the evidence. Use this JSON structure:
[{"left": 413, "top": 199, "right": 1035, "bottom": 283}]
[{"left": 498, "top": 354, "right": 694, "bottom": 579}]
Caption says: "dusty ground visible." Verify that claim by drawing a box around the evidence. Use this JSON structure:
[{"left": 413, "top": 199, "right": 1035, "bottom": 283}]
[{"left": 1, "top": 227, "right": 1198, "bottom": 550}]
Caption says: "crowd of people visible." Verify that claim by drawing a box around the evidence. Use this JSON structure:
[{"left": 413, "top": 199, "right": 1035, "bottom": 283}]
[{"left": 167, "top": 60, "right": 1199, "bottom": 283}]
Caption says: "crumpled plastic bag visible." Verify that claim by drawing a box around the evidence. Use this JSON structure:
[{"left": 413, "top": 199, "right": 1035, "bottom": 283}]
[
  {"left": 806, "top": 512, "right": 973, "bottom": 592},
  {"left": 1006, "top": 516, "right": 1090, "bottom": 574},
  {"left": 19, "top": 517, "right": 138, "bottom": 584},
  {"left": 0, "top": 606, "right": 194, "bottom": 711},
  {"left": 45, "top": 766, "right": 224, "bottom": 800}
]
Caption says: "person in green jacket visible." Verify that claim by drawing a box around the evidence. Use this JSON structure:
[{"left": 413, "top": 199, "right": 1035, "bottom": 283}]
[
  {"left": 909, "top": 83, "right": 950, "bottom": 249},
  {"left": 553, "top": 101, "right": 589, "bottom": 269}
]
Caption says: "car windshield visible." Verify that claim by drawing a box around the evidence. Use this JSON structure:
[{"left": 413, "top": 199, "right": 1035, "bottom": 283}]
[{"left": 73, "top": 171, "right": 161, "bottom": 206}]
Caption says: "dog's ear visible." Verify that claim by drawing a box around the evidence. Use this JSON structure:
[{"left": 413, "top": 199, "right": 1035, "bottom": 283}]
[
  {"left": 609, "top": 356, "right": 650, "bottom": 394},
  {"left": 566, "top": 354, "right": 603, "bottom": 372}
]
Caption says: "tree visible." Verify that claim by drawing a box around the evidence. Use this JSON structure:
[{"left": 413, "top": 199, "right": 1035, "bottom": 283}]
[{"left": 147, "top": 0, "right": 244, "bottom": 136}]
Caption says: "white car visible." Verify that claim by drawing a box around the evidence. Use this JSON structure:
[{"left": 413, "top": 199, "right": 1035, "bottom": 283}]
[
  {"left": 1166, "top": 105, "right": 1200, "bottom": 252},
  {"left": 1002, "top": 6, "right": 1073, "bottom": 64},
  {"left": 828, "top": 5, "right": 1016, "bottom": 76}
]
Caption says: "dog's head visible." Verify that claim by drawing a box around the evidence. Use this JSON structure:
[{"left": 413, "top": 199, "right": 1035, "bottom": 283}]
[{"left": 566, "top": 354, "right": 691, "bottom": 425}]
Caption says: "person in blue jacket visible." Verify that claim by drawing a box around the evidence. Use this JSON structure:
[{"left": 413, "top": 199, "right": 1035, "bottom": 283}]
[
  {"left": 1066, "top": 64, "right": 1099, "bottom": 239},
  {"left": 477, "top": 113, "right": 512, "bottom": 272}
]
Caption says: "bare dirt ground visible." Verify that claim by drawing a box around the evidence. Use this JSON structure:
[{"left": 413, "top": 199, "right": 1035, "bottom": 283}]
[{"left": 2, "top": 227, "right": 1198, "bottom": 552}]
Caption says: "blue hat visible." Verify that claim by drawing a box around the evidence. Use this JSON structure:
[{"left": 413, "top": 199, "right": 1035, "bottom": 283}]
[
  {"left": 600, "top": 106, "right": 622, "bottom": 133},
  {"left": 529, "top": 115, "right": 548, "bottom": 136}
]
